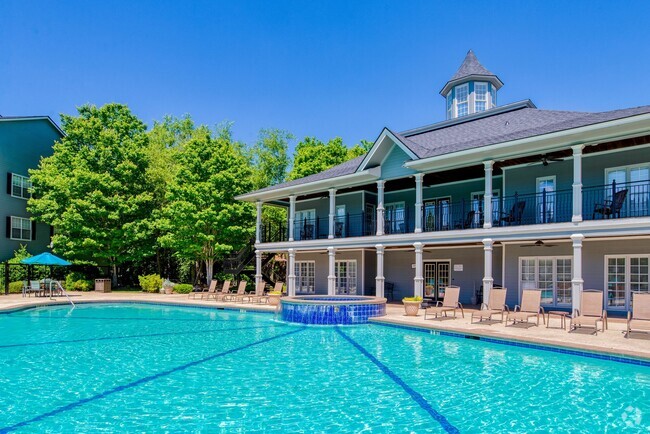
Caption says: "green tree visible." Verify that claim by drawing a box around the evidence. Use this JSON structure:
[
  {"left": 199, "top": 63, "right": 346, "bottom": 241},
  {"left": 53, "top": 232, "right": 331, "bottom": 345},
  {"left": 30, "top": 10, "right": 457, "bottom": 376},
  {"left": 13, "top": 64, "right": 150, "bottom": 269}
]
[
  {"left": 249, "top": 128, "right": 293, "bottom": 190},
  {"left": 27, "top": 103, "right": 154, "bottom": 284},
  {"left": 159, "top": 124, "right": 254, "bottom": 284},
  {"left": 288, "top": 137, "right": 368, "bottom": 180}
]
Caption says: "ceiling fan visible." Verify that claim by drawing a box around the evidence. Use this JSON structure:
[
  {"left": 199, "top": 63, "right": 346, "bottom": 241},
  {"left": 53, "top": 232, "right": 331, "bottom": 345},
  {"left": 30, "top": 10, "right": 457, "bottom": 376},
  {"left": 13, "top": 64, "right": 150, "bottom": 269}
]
[
  {"left": 520, "top": 240, "right": 558, "bottom": 248},
  {"left": 529, "top": 154, "right": 564, "bottom": 166}
]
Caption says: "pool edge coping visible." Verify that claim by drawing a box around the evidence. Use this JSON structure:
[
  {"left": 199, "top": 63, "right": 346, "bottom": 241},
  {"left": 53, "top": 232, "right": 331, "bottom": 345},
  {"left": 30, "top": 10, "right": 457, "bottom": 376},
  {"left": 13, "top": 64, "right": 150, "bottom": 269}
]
[{"left": 369, "top": 316, "right": 650, "bottom": 365}]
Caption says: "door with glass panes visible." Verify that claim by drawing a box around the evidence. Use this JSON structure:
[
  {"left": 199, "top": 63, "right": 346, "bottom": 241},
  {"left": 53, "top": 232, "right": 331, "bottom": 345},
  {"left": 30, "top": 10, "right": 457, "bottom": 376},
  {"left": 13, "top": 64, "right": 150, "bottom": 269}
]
[
  {"left": 519, "top": 257, "right": 572, "bottom": 307},
  {"left": 424, "top": 261, "right": 451, "bottom": 301},
  {"left": 424, "top": 198, "right": 451, "bottom": 231},
  {"left": 335, "top": 260, "right": 357, "bottom": 295},
  {"left": 606, "top": 255, "right": 649, "bottom": 310}
]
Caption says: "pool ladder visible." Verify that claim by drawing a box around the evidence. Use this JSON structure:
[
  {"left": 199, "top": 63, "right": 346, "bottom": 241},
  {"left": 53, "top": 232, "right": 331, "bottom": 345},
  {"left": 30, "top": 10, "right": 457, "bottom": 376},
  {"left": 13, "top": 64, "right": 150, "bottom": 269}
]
[{"left": 51, "top": 281, "right": 75, "bottom": 309}]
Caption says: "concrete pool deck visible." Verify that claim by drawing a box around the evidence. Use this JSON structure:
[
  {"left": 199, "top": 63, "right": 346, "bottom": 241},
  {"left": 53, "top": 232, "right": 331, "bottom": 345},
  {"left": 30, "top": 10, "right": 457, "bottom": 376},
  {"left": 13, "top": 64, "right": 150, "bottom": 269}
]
[{"left": 2, "top": 292, "right": 649, "bottom": 361}]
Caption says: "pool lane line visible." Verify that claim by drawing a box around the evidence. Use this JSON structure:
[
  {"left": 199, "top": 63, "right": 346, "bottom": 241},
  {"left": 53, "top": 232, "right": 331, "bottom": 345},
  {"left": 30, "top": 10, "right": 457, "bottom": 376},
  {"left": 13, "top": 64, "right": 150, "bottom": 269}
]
[
  {"left": 0, "top": 324, "right": 287, "bottom": 349},
  {"left": 0, "top": 327, "right": 305, "bottom": 434},
  {"left": 335, "top": 328, "right": 460, "bottom": 434}
]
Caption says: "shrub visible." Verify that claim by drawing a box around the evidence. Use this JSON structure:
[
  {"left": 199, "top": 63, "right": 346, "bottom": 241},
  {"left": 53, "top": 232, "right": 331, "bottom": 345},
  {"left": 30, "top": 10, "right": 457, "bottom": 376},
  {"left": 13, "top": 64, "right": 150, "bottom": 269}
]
[
  {"left": 138, "top": 274, "right": 163, "bottom": 293},
  {"left": 403, "top": 296, "right": 423, "bottom": 302},
  {"left": 65, "top": 272, "right": 86, "bottom": 289},
  {"left": 9, "top": 281, "right": 24, "bottom": 294},
  {"left": 174, "top": 283, "right": 193, "bottom": 294}
]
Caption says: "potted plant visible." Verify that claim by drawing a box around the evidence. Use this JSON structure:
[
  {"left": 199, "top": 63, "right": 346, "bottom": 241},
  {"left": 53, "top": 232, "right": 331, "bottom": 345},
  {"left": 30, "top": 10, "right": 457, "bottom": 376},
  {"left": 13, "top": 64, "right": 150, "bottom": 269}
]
[
  {"left": 268, "top": 290, "right": 282, "bottom": 306},
  {"left": 402, "top": 296, "right": 423, "bottom": 316},
  {"left": 162, "top": 279, "right": 175, "bottom": 295}
]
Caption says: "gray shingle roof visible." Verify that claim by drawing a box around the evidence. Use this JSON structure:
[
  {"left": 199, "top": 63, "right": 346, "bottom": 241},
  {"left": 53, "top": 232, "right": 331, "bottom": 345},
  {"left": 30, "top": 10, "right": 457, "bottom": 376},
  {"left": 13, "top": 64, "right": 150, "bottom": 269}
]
[
  {"left": 404, "top": 104, "right": 650, "bottom": 159},
  {"left": 449, "top": 50, "right": 496, "bottom": 82},
  {"left": 242, "top": 102, "right": 650, "bottom": 197}
]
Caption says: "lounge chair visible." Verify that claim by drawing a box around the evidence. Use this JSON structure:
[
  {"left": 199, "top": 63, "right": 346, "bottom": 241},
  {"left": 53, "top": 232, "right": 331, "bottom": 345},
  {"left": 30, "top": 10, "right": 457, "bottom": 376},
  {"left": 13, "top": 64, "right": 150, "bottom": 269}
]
[
  {"left": 570, "top": 290, "right": 607, "bottom": 334},
  {"left": 249, "top": 281, "right": 269, "bottom": 304},
  {"left": 626, "top": 293, "right": 650, "bottom": 337},
  {"left": 424, "top": 286, "right": 464, "bottom": 319},
  {"left": 199, "top": 280, "right": 218, "bottom": 300},
  {"left": 224, "top": 281, "right": 248, "bottom": 302},
  {"left": 471, "top": 288, "right": 508, "bottom": 323},
  {"left": 211, "top": 280, "right": 232, "bottom": 301},
  {"left": 506, "top": 289, "right": 545, "bottom": 326}
]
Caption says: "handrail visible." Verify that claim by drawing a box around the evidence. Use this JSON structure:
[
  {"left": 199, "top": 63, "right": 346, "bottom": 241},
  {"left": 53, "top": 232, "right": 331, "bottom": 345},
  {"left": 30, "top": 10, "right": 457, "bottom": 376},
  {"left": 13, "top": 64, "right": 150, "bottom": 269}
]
[{"left": 52, "top": 280, "right": 75, "bottom": 308}]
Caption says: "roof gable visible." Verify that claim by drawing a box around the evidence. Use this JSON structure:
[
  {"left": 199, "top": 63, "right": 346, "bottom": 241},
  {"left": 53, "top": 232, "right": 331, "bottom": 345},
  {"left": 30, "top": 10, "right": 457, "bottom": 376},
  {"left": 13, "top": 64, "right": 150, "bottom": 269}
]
[{"left": 357, "top": 128, "right": 418, "bottom": 172}]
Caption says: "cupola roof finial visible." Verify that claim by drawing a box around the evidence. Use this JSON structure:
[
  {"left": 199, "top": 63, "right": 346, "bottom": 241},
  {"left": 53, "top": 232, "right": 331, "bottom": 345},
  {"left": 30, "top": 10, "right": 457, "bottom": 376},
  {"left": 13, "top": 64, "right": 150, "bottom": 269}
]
[{"left": 440, "top": 50, "right": 503, "bottom": 96}]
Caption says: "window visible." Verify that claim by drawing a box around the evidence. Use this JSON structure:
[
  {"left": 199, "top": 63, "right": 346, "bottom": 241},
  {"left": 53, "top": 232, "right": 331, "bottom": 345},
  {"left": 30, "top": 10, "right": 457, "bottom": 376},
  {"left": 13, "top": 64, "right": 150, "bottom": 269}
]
[
  {"left": 605, "top": 164, "right": 650, "bottom": 217},
  {"left": 606, "top": 255, "right": 650, "bottom": 310},
  {"left": 446, "top": 93, "right": 453, "bottom": 120},
  {"left": 490, "top": 86, "right": 497, "bottom": 107},
  {"left": 474, "top": 82, "right": 488, "bottom": 113},
  {"left": 537, "top": 176, "right": 556, "bottom": 223},
  {"left": 295, "top": 209, "right": 316, "bottom": 240},
  {"left": 11, "top": 174, "right": 31, "bottom": 199},
  {"left": 470, "top": 190, "right": 500, "bottom": 227},
  {"left": 335, "top": 260, "right": 357, "bottom": 295},
  {"left": 11, "top": 216, "right": 32, "bottom": 241},
  {"left": 519, "top": 256, "right": 572, "bottom": 306},
  {"left": 295, "top": 261, "right": 315, "bottom": 293},
  {"left": 335, "top": 205, "right": 346, "bottom": 237},
  {"left": 385, "top": 202, "right": 405, "bottom": 234},
  {"left": 455, "top": 84, "right": 468, "bottom": 117}
]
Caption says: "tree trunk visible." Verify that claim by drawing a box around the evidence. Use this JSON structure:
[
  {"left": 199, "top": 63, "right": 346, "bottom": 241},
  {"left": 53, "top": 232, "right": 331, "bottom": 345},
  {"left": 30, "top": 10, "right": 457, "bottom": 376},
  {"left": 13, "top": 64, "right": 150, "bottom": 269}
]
[
  {"left": 111, "top": 263, "right": 118, "bottom": 287},
  {"left": 156, "top": 248, "right": 162, "bottom": 276},
  {"left": 205, "top": 259, "right": 214, "bottom": 285}
]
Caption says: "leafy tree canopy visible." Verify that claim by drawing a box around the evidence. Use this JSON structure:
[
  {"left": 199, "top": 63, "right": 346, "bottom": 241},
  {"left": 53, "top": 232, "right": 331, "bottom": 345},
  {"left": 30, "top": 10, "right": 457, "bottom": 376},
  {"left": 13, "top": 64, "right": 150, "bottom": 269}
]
[
  {"left": 288, "top": 137, "right": 369, "bottom": 181},
  {"left": 27, "top": 103, "right": 154, "bottom": 280},
  {"left": 159, "top": 124, "right": 254, "bottom": 283}
]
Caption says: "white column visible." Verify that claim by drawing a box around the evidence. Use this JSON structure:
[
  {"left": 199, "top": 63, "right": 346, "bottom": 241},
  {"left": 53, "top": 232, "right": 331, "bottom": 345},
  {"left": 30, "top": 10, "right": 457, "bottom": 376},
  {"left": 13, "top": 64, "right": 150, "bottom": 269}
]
[
  {"left": 414, "top": 174, "right": 424, "bottom": 233},
  {"left": 572, "top": 145, "right": 584, "bottom": 223},
  {"left": 288, "top": 195, "right": 296, "bottom": 242},
  {"left": 413, "top": 242, "right": 424, "bottom": 297},
  {"left": 571, "top": 234, "right": 584, "bottom": 314},
  {"left": 482, "top": 238, "right": 494, "bottom": 305},
  {"left": 376, "top": 180, "right": 385, "bottom": 236},
  {"left": 255, "top": 250, "right": 262, "bottom": 294},
  {"left": 327, "top": 247, "right": 336, "bottom": 296},
  {"left": 483, "top": 161, "right": 494, "bottom": 229},
  {"left": 375, "top": 244, "right": 385, "bottom": 298},
  {"left": 287, "top": 249, "right": 296, "bottom": 296},
  {"left": 328, "top": 188, "right": 336, "bottom": 239},
  {"left": 255, "top": 201, "right": 262, "bottom": 243}
]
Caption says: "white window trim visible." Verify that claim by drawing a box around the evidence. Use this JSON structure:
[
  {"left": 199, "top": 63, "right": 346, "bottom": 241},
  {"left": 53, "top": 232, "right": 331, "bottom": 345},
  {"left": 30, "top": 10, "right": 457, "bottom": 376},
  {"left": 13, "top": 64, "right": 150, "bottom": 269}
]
[
  {"left": 294, "top": 260, "right": 315, "bottom": 294},
  {"left": 604, "top": 163, "right": 650, "bottom": 184},
  {"left": 518, "top": 256, "right": 573, "bottom": 306},
  {"left": 603, "top": 254, "right": 650, "bottom": 311},
  {"left": 454, "top": 83, "right": 469, "bottom": 117},
  {"left": 11, "top": 173, "right": 31, "bottom": 200},
  {"left": 10, "top": 216, "right": 32, "bottom": 241},
  {"left": 474, "top": 82, "right": 488, "bottom": 113}
]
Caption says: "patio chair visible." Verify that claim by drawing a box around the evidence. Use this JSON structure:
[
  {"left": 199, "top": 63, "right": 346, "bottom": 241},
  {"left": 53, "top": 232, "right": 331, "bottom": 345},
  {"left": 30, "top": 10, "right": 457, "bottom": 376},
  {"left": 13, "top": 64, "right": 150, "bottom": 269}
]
[
  {"left": 188, "top": 283, "right": 209, "bottom": 299},
  {"left": 499, "top": 201, "right": 526, "bottom": 226},
  {"left": 335, "top": 221, "right": 344, "bottom": 238},
  {"left": 28, "top": 280, "right": 43, "bottom": 297},
  {"left": 249, "top": 281, "right": 270, "bottom": 304},
  {"left": 198, "top": 280, "right": 218, "bottom": 300},
  {"left": 471, "top": 288, "right": 508, "bottom": 323},
  {"left": 424, "top": 286, "right": 464, "bottom": 320},
  {"left": 570, "top": 290, "right": 607, "bottom": 334},
  {"left": 626, "top": 293, "right": 650, "bottom": 337},
  {"left": 455, "top": 210, "right": 476, "bottom": 229},
  {"left": 224, "top": 281, "right": 248, "bottom": 302},
  {"left": 211, "top": 280, "right": 232, "bottom": 301},
  {"left": 506, "top": 289, "right": 545, "bottom": 326},
  {"left": 592, "top": 189, "right": 628, "bottom": 219},
  {"left": 300, "top": 223, "right": 314, "bottom": 240}
]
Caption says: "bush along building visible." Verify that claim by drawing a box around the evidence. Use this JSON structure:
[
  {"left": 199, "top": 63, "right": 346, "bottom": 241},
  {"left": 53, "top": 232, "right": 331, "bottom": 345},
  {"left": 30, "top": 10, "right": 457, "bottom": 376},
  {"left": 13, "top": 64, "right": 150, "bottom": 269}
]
[
  {"left": 0, "top": 115, "right": 63, "bottom": 260},
  {"left": 237, "top": 50, "right": 650, "bottom": 315}
]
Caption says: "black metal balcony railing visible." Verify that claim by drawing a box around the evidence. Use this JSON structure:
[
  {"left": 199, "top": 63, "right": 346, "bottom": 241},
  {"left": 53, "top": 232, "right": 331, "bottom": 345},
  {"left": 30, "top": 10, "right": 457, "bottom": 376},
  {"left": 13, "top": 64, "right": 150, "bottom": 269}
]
[
  {"left": 583, "top": 179, "right": 650, "bottom": 220},
  {"left": 422, "top": 199, "right": 484, "bottom": 232},
  {"left": 334, "top": 212, "right": 376, "bottom": 238},
  {"left": 259, "top": 222, "right": 288, "bottom": 243},
  {"left": 384, "top": 207, "right": 411, "bottom": 235},
  {"left": 497, "top": 189, "right": 573, "bottom": 226}
]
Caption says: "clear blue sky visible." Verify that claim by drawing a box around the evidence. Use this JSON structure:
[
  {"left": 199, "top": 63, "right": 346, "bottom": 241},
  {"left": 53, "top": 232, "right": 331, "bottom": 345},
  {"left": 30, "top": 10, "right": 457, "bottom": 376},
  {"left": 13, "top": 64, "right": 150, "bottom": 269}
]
[{"left": 2, "top": 1, "right": 649, "bottom": 152}]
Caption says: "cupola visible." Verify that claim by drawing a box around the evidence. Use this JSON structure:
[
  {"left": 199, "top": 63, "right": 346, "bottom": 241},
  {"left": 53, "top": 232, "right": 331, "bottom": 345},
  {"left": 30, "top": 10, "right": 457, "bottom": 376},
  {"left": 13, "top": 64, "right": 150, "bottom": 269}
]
[{"left": 440, "top": 50, "right": 503, "bottom": 119}]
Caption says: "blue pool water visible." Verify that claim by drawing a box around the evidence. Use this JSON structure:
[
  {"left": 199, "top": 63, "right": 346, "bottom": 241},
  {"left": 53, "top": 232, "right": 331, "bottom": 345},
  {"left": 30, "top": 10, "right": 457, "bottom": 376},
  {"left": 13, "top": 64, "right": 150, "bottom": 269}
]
[{"left": 1, "top": 303, "right": 649, "bottom": 432}]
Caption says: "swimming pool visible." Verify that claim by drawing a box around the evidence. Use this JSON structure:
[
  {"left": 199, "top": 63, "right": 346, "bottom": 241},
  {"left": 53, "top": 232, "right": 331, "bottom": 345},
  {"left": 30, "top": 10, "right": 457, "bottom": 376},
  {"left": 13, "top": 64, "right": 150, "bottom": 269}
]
[{"left": 1, "top": 302, "right": 649, "bottom": 432}]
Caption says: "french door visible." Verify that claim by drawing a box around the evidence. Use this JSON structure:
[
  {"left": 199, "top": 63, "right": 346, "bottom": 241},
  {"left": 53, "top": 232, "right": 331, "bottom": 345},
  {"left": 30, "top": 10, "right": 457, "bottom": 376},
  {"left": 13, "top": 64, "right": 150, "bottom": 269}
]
[
  {"left": 519, "top": 256, "right": 572, "bottom": 307},
  {"left": 295, "top": 209, "right": 315, "bottom": 240},
  {"left": 536, "top": 177, "right": 556, "bottom": 223},
  {"left": 605, "top": 255, "right": 650, "bottom": 310},
  {"left": 335, "top": 260, "right": 357, "bottom": 295},
  {"left": 424, "top": 198, "right": 451, "bottom": 231},
  {"left": 364, "top": 203, "right": 376, "bottom": 236},
  {"left": 424, "top": 260, "right": 451, "bottom": 301}
]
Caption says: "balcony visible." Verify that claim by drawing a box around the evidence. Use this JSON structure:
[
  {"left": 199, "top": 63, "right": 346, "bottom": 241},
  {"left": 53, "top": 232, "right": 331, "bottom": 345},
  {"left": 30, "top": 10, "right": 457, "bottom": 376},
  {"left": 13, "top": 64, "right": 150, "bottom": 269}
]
[{"left": 258, "top": 180, "right": 650, "bottom": 244}]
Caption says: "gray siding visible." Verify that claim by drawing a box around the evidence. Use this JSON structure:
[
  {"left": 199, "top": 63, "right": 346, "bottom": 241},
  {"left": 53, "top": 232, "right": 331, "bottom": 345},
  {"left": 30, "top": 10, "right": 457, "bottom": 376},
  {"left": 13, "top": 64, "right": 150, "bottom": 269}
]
[{"left": 0, "top": 120, "right": 60, "bottom": 261}]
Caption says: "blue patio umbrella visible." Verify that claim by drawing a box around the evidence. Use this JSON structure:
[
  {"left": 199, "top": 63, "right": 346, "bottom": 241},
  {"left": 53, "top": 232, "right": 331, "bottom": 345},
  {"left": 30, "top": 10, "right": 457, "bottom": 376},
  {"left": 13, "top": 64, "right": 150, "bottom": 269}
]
[{"left": 21, "top": 252, "right": 72, "bottom": 266}]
